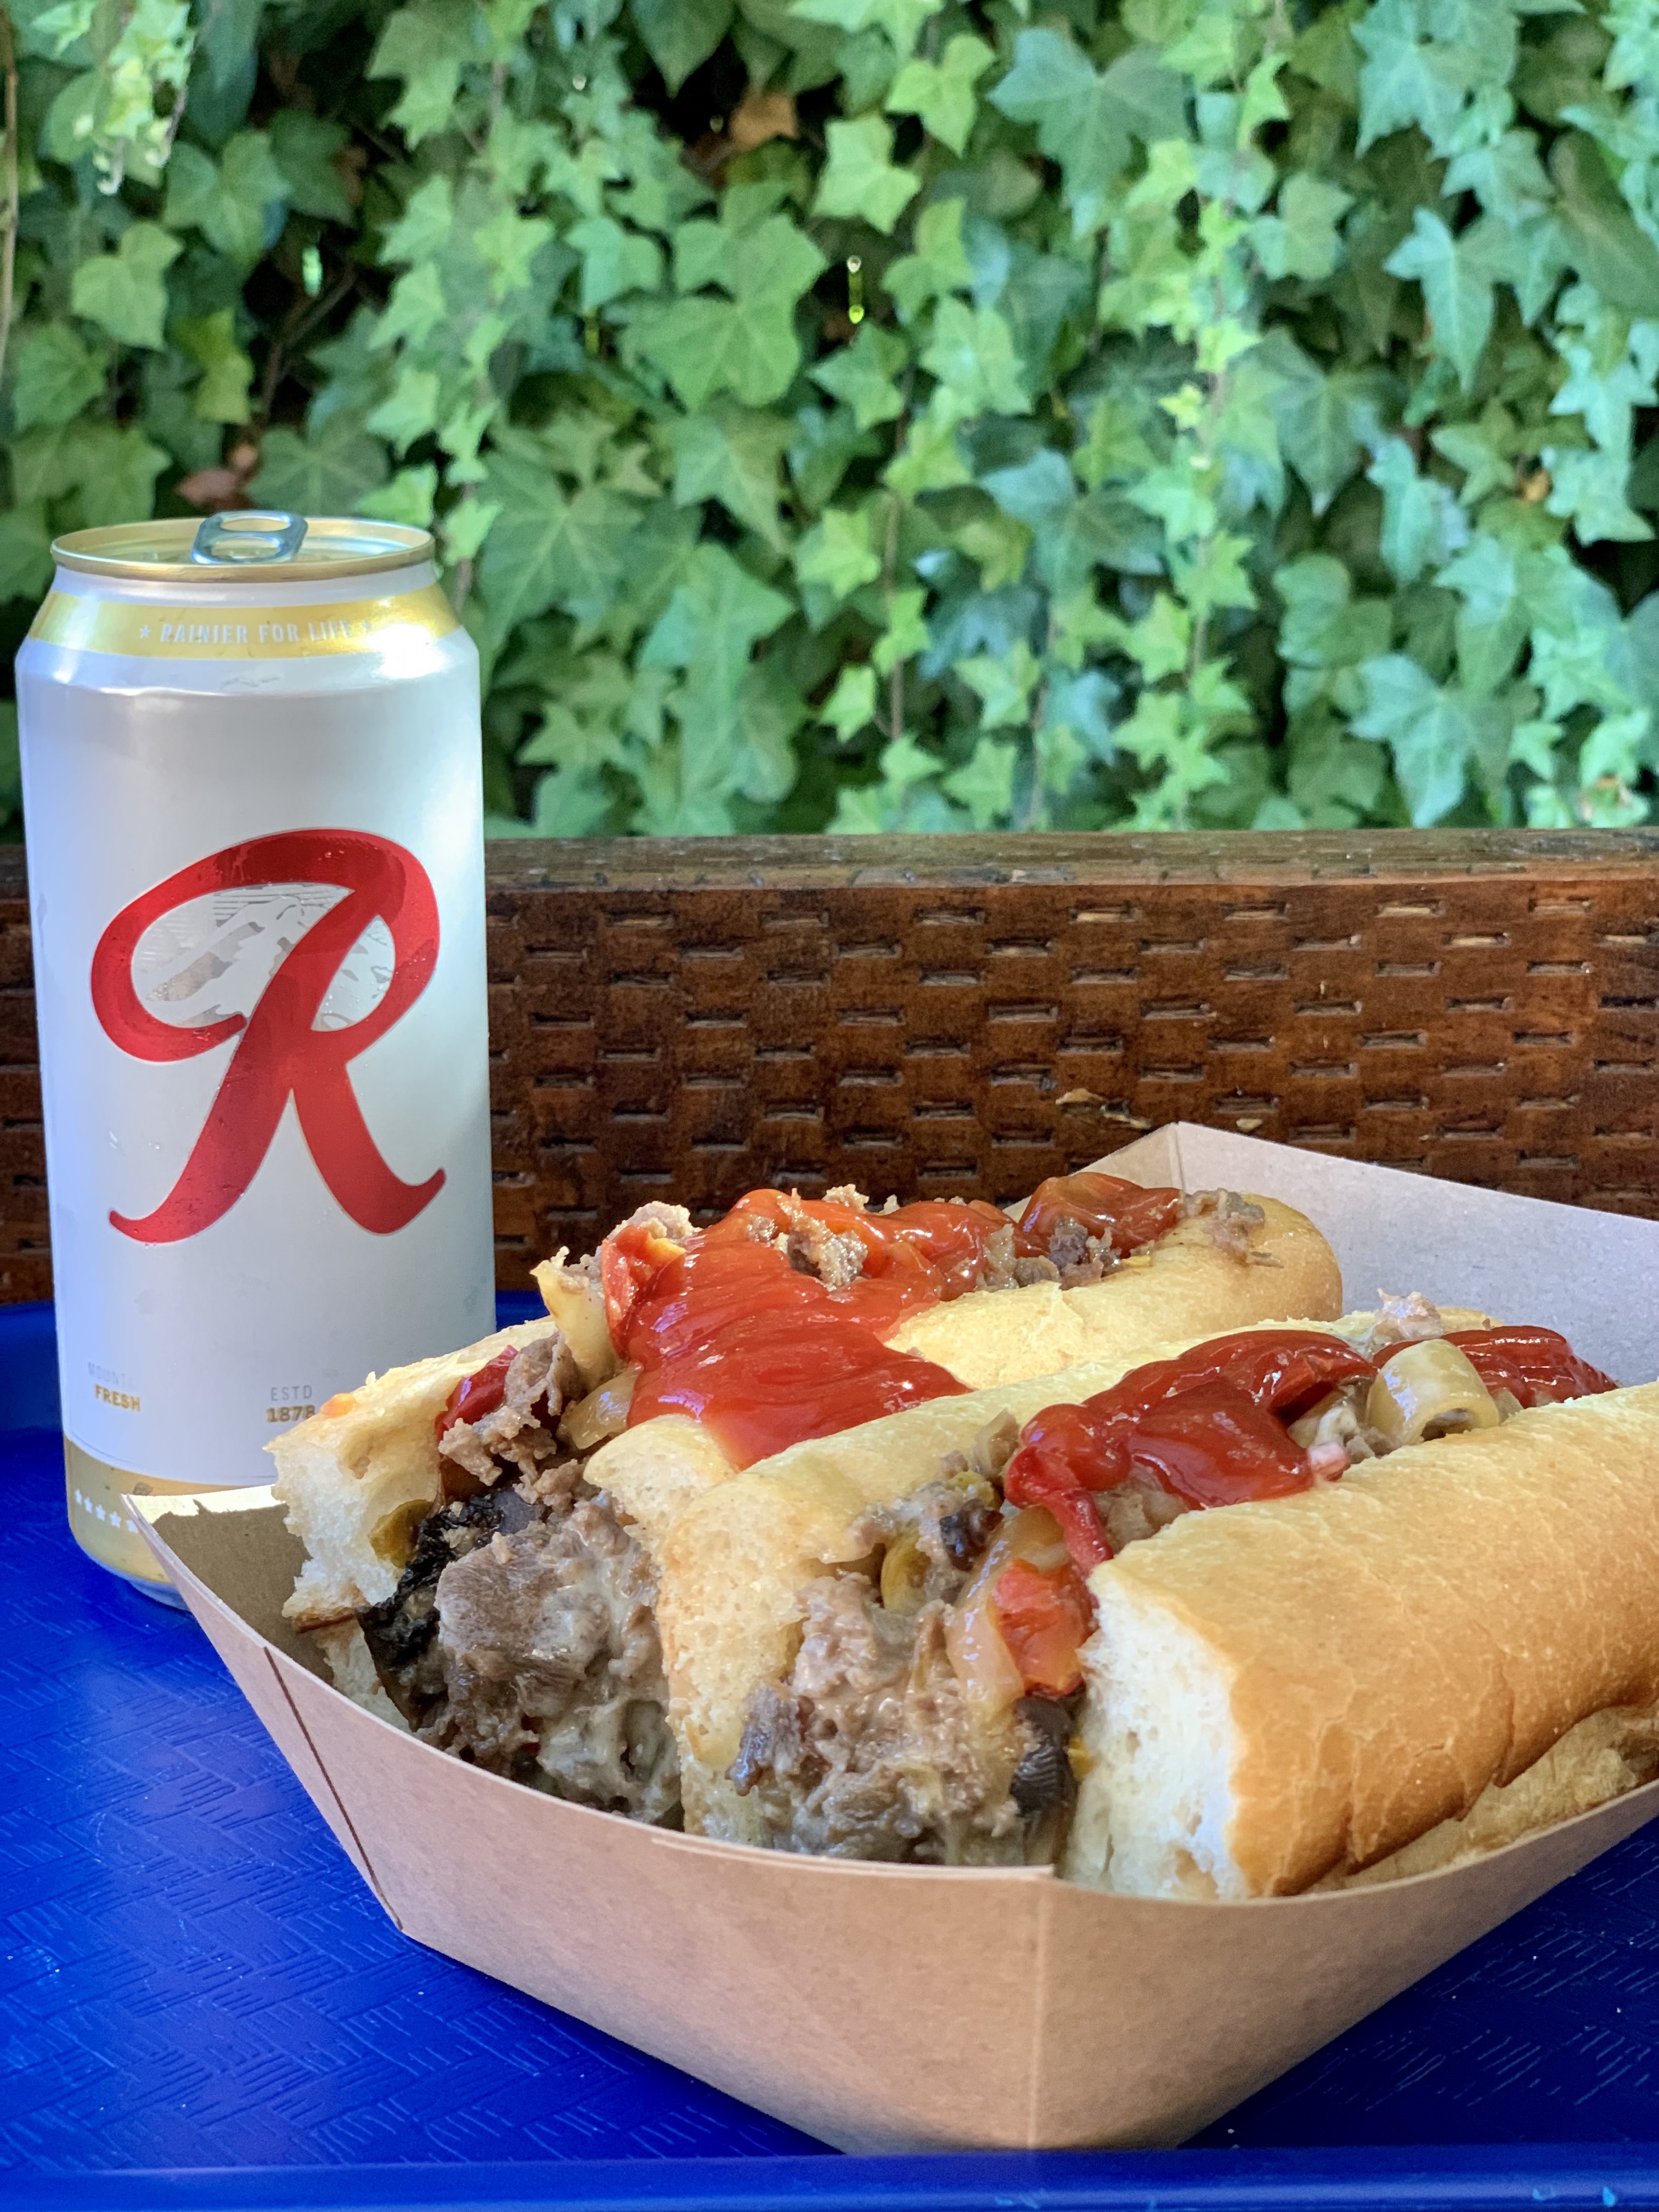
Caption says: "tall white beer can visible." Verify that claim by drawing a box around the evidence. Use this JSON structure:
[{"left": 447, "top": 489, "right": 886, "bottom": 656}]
[{"left": 15, "top": 511, "right": 496, "bottom": 1596}]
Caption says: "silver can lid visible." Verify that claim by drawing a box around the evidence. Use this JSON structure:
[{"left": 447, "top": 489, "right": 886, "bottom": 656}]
[{"left": 51, "top": 512, "right": 435, "bottom": 583}]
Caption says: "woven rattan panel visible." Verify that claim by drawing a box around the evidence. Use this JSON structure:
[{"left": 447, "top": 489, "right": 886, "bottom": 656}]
[{"left": 1, "top": 831, "right": 1657, "bottom": 1299}]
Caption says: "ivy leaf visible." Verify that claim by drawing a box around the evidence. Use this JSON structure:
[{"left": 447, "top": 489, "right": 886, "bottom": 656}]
[
  {"left": 921, "top": 299, "right": 1029, "bottom": 424},
  {"left": 0, "top": 504, "right": 54, "bottom": 601},
  {"left": 1352, "top": 654, "right": 1480, "bottom": 824},
  {"left": 568, "top": 214, "right": 663, "bottom": 311},
  {"left": 956, "top": 640, "right": 1040, "bottom": 730},
  {"left": 476, "top": 205, "right": 556, "bottom": 302},
  {"left": 942, "top": 732, "right": 1019, "bottom": 824},
  {"left": 360, "top": 464, "right": 439, "bottom": 528},
  {"left": 269, "top": 111, "right": 354, "bottom": 223},
  {"left": 1543, "top": 445, "right": 1654, "bottom": 548},
  {"left": 669, "top": 398, "right": 793, "bottom": 551},
  {"left": 946, "top": 506, "right": 1030, "bottom": 591},
  {"left": 981, "top": 447, "right": 1075, "bottom": 531},
  {"left": 1265, "top": 347, "right": 1390, "bottom": 516},
  {"left": 1431, "top": 404, "right": 1521, "bottom": 504},
  {"left": 174, "top": 310, "right": 254, "bottom": 424},
  {"left": 884, "top": 195, "right": 974, "bottom": 321},
  {"left": 1550, "top": 132, "right": 1659, "bottom": 315},
  {"left": 991, "top": 30, "right": 1183, "bottom": 232},
  {"left": 883, "top": 412, "right": 971, "bottom": 496},
  {"left": 814, "top": 116, "right": 921, "bottom": 236},
  {"left": 382, "top": 174, "right": 454, "bottom": 265},
  {"left": 1353, "top": 0, "right": 1475, "bottom": 159},
  {"left": 884, "top": 34, "right": 994, "bottom": 157},
  {"left": 1074, "top": 393, "right": 1156, "bottom": 489},
  {"left": 370, "top": 0, "right": 476, "bottom": 146},
  {"left": 251, "top": 415, "right": 391, "bottom": 512},
  {"left": 1171, "top": 532, "right": 1256, "bottom": 623},
  {"left": 790, "top": 402, "right": 882, "bottom": 511},
  {"left": 10, "top": 321, "right": 104, "bottom": 430},
  {"left": 795, "top": 506, "right": 883, "bottom": 609},
  {"left": 631, "top": 0, "right": 732, "bottom": 92},
  {"left": 479, "top": 432, "right": 634, "bottom": 635},
  {"left": 820, "top": 663, "right": 878, "bottom": 740},
  {"left": 640, "top": 296, "right": 788, "bottom": 409},
  {"left": 1042, "top": 666, "right": 1119, "bottom": 760},
  {"left": 69, "top": 223, "right": 180, "bottom": 350},
  {"left": 1367, "top": 434, "right": 1471, "bottom": 582},
  {"left": 365, "top": 365, "right": 442, "bottom": 453},
  {"left": 192, "top": 131, "right": 291, "bottom": 271},
  {"left": 1275, "top": 554, "right": 1391, "bottom": 672},
  {"left": 1251, "top": 173, "right": 1354, "bottom": 283},
  {"left": 791, "top": 0, "right": 943, "bottom": 64},
  {"left": 67, "top": 424, "right": 170, "bottom": 528},
  {"left": 373, "top": 261, "right": 447, "bottom": 352},
  {"left": 1385, "top": 208, "right": 1495, "bottom": 390},
  {"left": 1116, "top": 592, "right": 1190, "bottom": 682},
  {"left": 811, "top": 321, "right": 907, "bottom": 431},
  {"left": 1436, "top": 532, "right": 1531, "bottom": 694},
  {"left": 641, "top": 544, "right": 794, "bottom": 800},
  {"left": 873, "top": 585, "right": 928, "bottom": 672}
]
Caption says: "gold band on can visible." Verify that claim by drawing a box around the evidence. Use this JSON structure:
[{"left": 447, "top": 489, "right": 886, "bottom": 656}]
[{"left": 64, "top": 1437, "right": 198, "bottom": 1602}]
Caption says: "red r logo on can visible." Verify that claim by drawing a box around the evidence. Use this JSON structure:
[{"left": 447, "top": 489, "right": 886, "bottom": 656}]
[{"left": 91, "top": 830, "right": 445, "bottom": 1243}]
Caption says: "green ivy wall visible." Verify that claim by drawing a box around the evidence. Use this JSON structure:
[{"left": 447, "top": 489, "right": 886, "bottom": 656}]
[{"left": 0, "top": 0, "right": 1656, "bottom": 841}]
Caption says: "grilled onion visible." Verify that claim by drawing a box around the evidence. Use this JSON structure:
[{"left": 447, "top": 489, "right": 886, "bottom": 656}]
[{"left": 558, "top": 1363, "right": 637, "bottom": 1452}]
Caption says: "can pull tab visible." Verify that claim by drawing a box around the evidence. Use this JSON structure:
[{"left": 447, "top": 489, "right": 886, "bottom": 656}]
[{"left": 191, "top": 510, "right": 308, "bottom": 566}]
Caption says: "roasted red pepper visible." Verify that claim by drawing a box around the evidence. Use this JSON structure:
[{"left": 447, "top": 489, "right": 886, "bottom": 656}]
[
  {"left": 435, "top": 1346, "right": 516, "bottom": 1442},
  {"left": 991, "top": 1558, "right": 1096, "bottom": 1697}
]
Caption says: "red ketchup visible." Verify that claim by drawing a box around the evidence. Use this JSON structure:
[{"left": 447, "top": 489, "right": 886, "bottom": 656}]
[
  {"left": 1002, "top": 1331, "right": 1379, "bottom": 1571},
  {"left": 1435, "top": 1325, "right": 1616, "bottom": 1408},
  {"left": 599, "top": 1175, "right": 1180, "bottom": 1469},
  {"left": 1017, "top": 1171, "right": 1182, "bottom": 1255},
  {"left": 990, "top": 1321, "right": 1618, "bottom": 1696}
]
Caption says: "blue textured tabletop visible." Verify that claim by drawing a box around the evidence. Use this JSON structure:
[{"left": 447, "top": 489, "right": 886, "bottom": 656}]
[{"left": 4, "top": 1299, "right": 1659, "bottom": 2208}]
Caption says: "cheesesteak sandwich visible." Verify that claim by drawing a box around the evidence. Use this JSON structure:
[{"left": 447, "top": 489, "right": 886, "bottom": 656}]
[
  {"left": 658, "top": 1300, "right": 1659, "bottom": 1889},
  {"left": 275, "top": 1167, "right": 1338, "bottom": 1817},
  {"left": 276, "top": 1170, "right": 1659, "bottom": 1898}
]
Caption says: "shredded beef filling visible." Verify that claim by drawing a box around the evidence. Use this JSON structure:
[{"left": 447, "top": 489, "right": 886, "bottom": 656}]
[
  {"left": 356, "top": 1337, "right": 679, "bottom": 1824},
  {"left": 728, "top": 1470, "right": 1069, "bottom": 1865},
  {"left": 425, "top": 1494, "right": 678, "bottom": 1822},
  {"left": 729, "top": 1576, "right": 1031, "bottom": 1864}
]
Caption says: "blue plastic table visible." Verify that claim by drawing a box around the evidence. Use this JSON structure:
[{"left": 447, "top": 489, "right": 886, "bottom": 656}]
[{"left": 5, "top": 1297, "right": 1659, "bottom": 2210}]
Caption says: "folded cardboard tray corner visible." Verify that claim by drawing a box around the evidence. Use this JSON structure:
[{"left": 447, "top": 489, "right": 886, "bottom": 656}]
[{"left": 127, "top": 1126, "right": 1659, "bottom": 2157}]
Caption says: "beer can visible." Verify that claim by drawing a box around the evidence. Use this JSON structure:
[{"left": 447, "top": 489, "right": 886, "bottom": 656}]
[{"left": 15, "top": 511, "right": 496, "bottom": 1598}]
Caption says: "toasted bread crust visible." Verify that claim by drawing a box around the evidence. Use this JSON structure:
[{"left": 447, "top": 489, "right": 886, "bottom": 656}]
[
  {"left": 1071, "top": 1382, "right": 1659, "bottom": 1896},
  {"left": 885, "top": 1193, "right": 1341, "bottom": 1388}
]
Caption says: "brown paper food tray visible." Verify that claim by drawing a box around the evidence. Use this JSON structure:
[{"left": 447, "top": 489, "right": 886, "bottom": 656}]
[{"left": 133, "top": 1127, "right": 1659, "bottom": 2154}]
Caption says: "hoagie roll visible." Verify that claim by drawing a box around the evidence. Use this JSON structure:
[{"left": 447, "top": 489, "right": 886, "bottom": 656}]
[
  {"left": 668, "top": 1300, "right": 1659, "bottom": 1888},
  {"left": 275, "top": 1269, "right": 1659, "bottom": 1892}
]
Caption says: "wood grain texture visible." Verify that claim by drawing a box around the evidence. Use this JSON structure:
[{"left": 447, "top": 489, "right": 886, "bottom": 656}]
[{"left": 2, "top": 830, "right": 1657, "bottom": 1301}]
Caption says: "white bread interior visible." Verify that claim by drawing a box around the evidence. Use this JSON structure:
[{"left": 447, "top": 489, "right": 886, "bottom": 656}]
[
  {"left": 1066, "top": 1381, "right": 1659, "bottom": 1897},
  {"left": 662, "top": 1310, "right": 1419, "bottom": 1842},
  {"left": 885, "top": 1193, "right": 1341, "bottom": 1387},
  {"left": 273, "top": 1316, "right": 568, "bottom": 1628}
]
